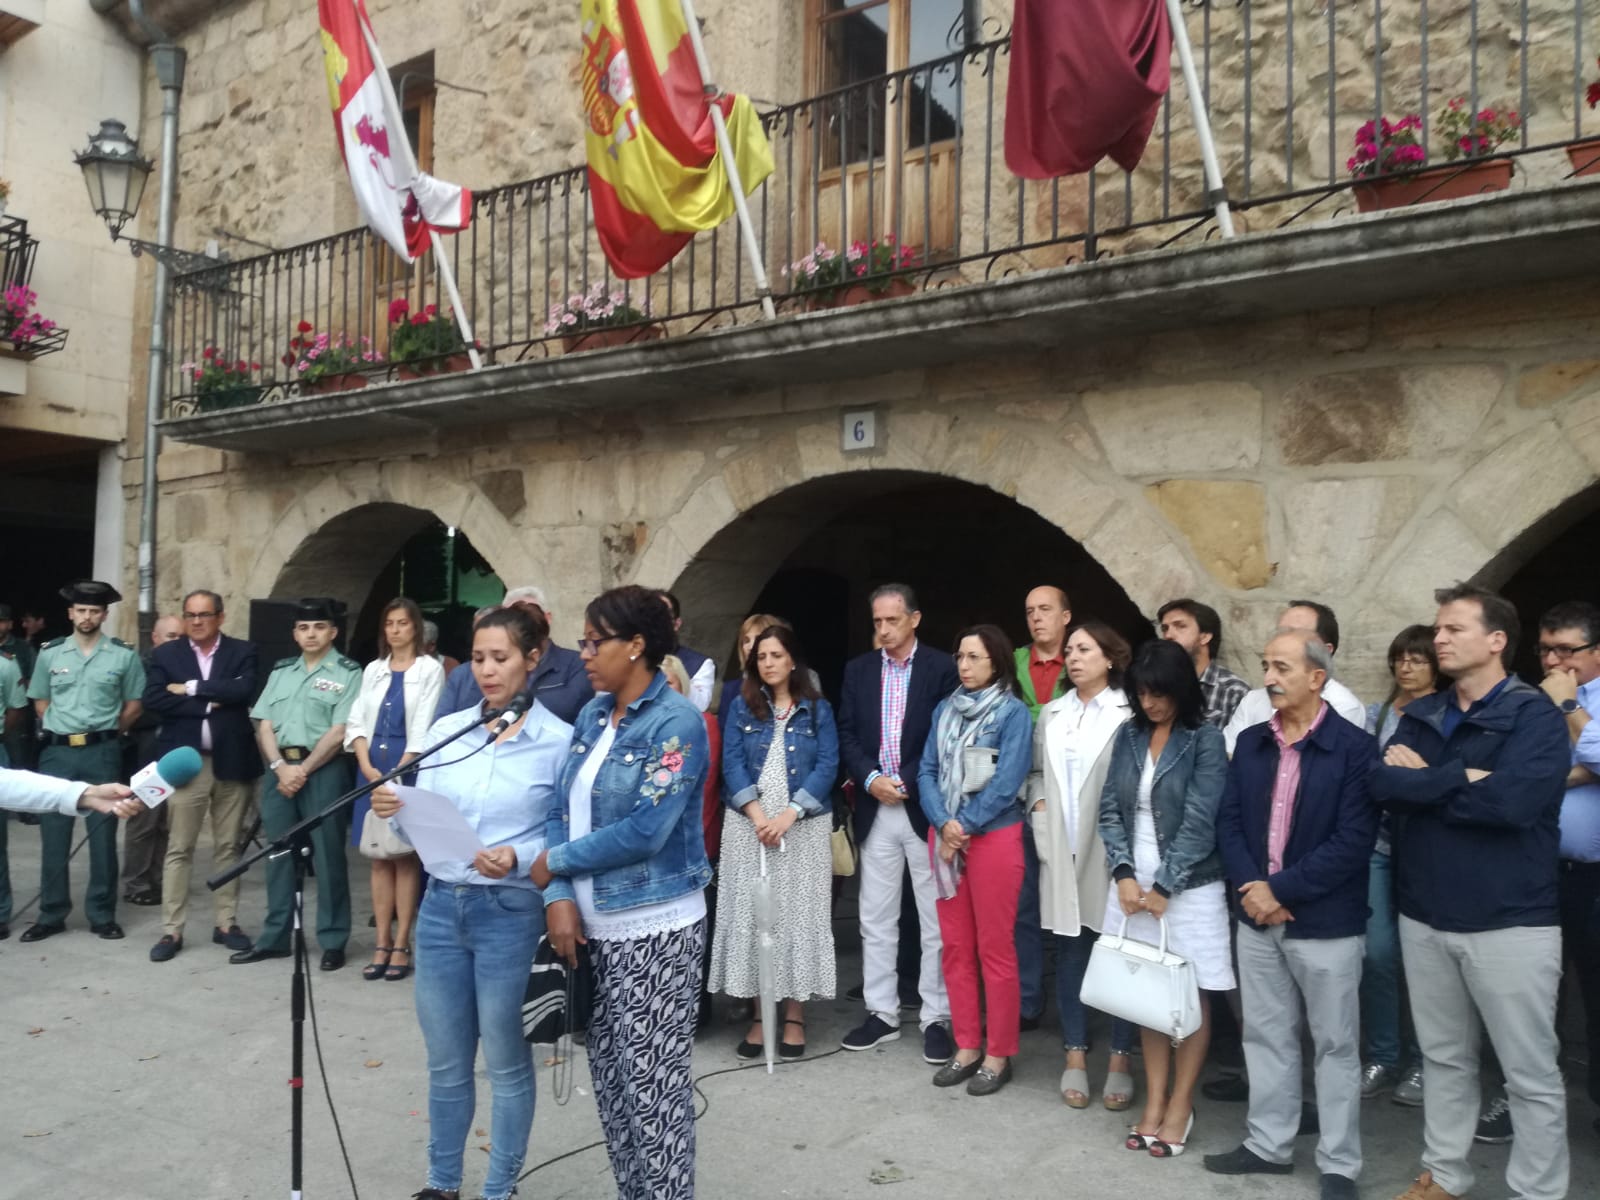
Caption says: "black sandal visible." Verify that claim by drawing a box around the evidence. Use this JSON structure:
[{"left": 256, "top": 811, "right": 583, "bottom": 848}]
[
  {"left": 362, "top": 947, "right": 393, "bottom": 981},
  {"left": 385, "top": 946, "right": 414, "bottom": 981},
  {"left": 780, "top": 1017, "right": 806, "bottom": 1059}
]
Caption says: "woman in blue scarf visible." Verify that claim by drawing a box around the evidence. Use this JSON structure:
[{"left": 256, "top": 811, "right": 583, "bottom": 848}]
[{"left": 916, "top": 623, "right": 1034, "bottom": 1096}]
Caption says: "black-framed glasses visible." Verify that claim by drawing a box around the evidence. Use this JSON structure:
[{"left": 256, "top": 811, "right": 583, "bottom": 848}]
[
  {"left": 1539, "top": 640, "right": 1598, "bottom": 661},
  {"left": 578, "top": 634, "right": 625, "bottom": 655},
  {"left": 183, "top": 611, "right": 218, "bottom": 620}
]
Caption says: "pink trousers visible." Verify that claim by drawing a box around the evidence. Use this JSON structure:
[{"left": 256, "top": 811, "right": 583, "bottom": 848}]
[{"left": 933, "top": 821, "right": 1024, "bottom": 1057}]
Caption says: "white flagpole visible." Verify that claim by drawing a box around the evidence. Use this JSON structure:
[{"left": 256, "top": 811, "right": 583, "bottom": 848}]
[
  {"left": 1163, "top": 0, "right": 1235, "bottom": 238},
  {"left": 676, "top": 0, "right": 777, "bottom": 320},
  {"left": 355, "top": 3, "right": 484, "bottom": 368}
]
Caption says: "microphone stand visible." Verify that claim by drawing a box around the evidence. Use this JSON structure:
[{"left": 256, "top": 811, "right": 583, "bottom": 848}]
[{"left": 206, "top": 701, "right": 523, "bottom": 1200}]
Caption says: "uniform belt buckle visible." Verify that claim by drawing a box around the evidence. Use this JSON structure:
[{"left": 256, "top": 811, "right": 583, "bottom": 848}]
[{"left": 67, "top": 733, "right": 88, "bottom": 748}]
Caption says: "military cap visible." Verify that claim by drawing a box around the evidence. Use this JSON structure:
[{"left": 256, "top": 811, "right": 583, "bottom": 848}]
[
  {"left": 59, "top": 580, "right": 123, "bottom": 606},
  {"left": 293, "top": 597, "right": 348, "bottom": 623}
]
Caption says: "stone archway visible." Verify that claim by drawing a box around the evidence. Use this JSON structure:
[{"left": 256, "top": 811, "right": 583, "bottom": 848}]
[{"left": 241, "top": 464, "right": 539, "bottom": 604}]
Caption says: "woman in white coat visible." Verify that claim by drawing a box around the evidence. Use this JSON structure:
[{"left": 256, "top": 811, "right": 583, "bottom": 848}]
[
  {"left": 1030, "top": 621, "right": 1137, "bottom": 1111},
  {"left": 345, "top": 597, "right": 444, "bottom": 981}
]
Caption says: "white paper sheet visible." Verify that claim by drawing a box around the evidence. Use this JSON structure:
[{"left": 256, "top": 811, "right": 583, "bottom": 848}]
[{"left": 392, "top": 785, "right": 485, "bottom": 868}]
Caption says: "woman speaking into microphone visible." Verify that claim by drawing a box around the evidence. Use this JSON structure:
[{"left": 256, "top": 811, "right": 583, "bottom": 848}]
[{"left": 370, "top": 606, "right": 574, "bottom": 1200}]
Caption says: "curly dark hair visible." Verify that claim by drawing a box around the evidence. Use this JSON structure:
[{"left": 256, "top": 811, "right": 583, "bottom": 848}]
[{"left": 586, "top": 585, "right": 677, "bottom": 669}]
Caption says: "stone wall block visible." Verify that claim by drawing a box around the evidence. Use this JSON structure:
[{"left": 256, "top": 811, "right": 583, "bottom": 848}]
[
  {"left": 627, "top": 450, "right": 711, "bottom": 522},
  {"left": 722, "top": 434, "right": 805, "bottom": 515},
  {"left": 1276, "top": 477, "right": 1428, "bottom": 597},
  {"left": 1146, "top": 479, "right": 1273, "bottom": 591},
  {"left": 1082, "top": 502, "right": 1200, "bottom": 616},
  {"left": 1558, "top": 389, "right": 1600, "bottom": 477},
  {"left": 1450, "top": 425, "right": 1597, "bottom": 553},
  {"left": 1277, "top": 364, "right": 1501, "bottom": 465},
  {"left": 478, "top": 469, "right": 526, "bottom": 522},
  {"left": 1082, "top": 382, "right": 1263, "bottom": 475},
  {"left": 1008, "top": 444, "right": 1117, "bottom": 543},
  {"left": 1376, "top": 508, "right": 1495, "bottom": 617},
  {"left": 1517, "top": 360, "right": 1600, "bottom": 409},
  {"left": 666, "top": 476, "right": 740, "bottom": 566}
]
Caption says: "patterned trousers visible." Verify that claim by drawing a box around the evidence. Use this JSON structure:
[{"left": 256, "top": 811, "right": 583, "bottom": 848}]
[{"left": 590, "top": 921, "right": 705, "bottom": 1200}]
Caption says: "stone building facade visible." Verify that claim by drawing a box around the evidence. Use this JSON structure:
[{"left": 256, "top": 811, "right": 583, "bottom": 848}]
[{"left": 107, "top": 0, "right": 1600, "bottom": 700}]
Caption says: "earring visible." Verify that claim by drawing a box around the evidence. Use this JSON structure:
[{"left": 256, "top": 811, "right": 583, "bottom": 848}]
[{"left": 630, "top": 654, "right": 639, "bottom": 661}]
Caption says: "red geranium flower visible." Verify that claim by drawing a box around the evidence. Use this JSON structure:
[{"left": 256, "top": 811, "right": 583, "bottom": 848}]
[
  {"left": 410, "top": 313, "right": 428, "bottom": 325},
  {"left": 296, "top": 320, "right": 313, "bottom": 333},
  {"left": 202, "top": 345, "right": 217, "bottom": 359},
  {"left": 388, "top": 297, "right": 409, "bottom": 324}
]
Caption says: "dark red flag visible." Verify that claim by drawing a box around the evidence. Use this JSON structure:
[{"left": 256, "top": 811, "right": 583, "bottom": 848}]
[{"left": 1005, "top": 0, "right": 1172, "bottom": 178}]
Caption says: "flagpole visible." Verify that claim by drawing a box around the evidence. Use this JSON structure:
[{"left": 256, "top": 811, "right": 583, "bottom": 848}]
[
  {"left": 355, "top": 3, "right": 485, "bottom": 368},
  {"left": 676, "top": 0, "right": 777, "bottom": 320},
  {"left": 1163, "top": 0, "right": 1235, "bottom": 238}
]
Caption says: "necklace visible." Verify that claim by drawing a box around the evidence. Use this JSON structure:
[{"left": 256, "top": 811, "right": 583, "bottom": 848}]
[{"left": 772, "top": 699, "right": 796, "bottom": 720}]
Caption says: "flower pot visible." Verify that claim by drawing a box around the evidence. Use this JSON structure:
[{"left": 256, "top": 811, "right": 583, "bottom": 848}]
[
  {"left": 805, "top": 277, "right": 919, "bottom": 310},
  {"left": 196, "top": 385, "right": 265, "bottom": 412},
  {"left": 1565, "top": 138, "right": 1600, "bottom": 178},
  {"left": 561, "top": 323, "right": 664, "bottom": 354},
  {"left": 0, "top": 339, "right": 36, "bottom": 361},
  {"left": 1352, "top": 158, "right": 1514, "bottom": 212},
  {"left": 306, "top": 373, "right": 369, "bottom": 395},
  {"left": 396, "top": 353, "right": 473, "bottom": 381}
]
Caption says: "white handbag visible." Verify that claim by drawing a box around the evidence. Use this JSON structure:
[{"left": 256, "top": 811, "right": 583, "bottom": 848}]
[{"left": 1079, "top": 910, "right": 1202, "bottom": 1045}]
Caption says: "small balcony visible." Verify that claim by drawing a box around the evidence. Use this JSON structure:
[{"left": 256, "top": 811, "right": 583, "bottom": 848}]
[
  {"left": 0, "top": 215, "right": 70, "bottom": 396},
  {"left": 162, "top": 2, "right": 1600, "bottom": 451}
]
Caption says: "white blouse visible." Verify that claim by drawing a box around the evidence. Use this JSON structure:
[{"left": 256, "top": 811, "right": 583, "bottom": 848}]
[
  {"left": 344, "top": 654, "right": 445, "bottom": 755},
  {"left": 1042, "top": 685, "right": 1130, "bottom": 853}
]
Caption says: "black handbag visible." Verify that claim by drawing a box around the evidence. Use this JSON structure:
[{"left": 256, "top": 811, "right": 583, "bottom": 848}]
[{"left": 521, "top": 934, "right": 593, "bottom": 1045}]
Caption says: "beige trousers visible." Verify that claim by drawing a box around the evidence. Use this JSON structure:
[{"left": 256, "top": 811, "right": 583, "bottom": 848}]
[{"left": 160, "top": 756, "right": 252, "bottom": 939}]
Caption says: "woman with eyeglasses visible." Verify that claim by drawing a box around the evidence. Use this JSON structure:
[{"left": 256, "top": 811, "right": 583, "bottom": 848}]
[
  {"left": 529, "top": 585, "right": 712, "bottom": 1199},
  {"left": 369, "top": 606, "right": 572, "bottom": 1200},
  {"left": 916, "top": 624, "right": 1033, "bottom": 1096},
  {"left": 1359, "top": 625, "right": 1440, "bottom": 1105}
]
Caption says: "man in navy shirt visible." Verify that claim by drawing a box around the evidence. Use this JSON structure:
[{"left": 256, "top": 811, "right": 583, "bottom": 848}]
[{"left": 1372, "top": 584, "right": 1569, "bottom": 1200}]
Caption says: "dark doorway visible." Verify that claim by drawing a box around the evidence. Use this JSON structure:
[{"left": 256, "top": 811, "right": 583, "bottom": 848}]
[
  {"left": 352, "top": 520, "right": 504, "bottom": 663},
  {"left": 0, "top": 430, "right": 100, "bottom": 641},
  {"left": 1493, "top": 484, "right": 1600, "bottom": 684},
  {"left": 679, "top": 472, "right": 1149, "bottom": 710}
]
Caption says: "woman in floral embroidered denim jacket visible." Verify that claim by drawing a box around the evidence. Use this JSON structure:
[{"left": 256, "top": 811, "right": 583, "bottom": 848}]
[{"left": 529, "top": 586, "right": 711, "bottom": 1199}]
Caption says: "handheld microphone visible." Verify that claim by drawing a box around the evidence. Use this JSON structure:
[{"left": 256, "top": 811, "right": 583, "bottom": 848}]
[
  {"left": 486, "top": 693, "right": 532, "bottom": 736},
  {"left": 130, "top": 746, "right": 204, "bottom": 808}
]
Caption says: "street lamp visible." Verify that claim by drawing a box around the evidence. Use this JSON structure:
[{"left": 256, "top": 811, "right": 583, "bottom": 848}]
[{"left": 75, "top": 117, "right": 223, "bottom": 275}]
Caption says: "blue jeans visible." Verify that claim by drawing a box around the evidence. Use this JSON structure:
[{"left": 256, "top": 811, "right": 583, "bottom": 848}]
[
  {"left": 1361, "top": 851, "right": 1416, "bottom": 1069},
  {"left": 414, "top": 880, "right": 546, "bottom": 1200},
  {"left": 1016, "top": 818, "right": 1045, "bottom": 1019},
  {"left": 1055, "top": 928, "right": 1137, "bottom": 1053}
]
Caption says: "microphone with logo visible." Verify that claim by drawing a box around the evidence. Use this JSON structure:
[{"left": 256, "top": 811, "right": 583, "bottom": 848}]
[{"left": 130, "top": 746, "right": 204, "bottom": 808}]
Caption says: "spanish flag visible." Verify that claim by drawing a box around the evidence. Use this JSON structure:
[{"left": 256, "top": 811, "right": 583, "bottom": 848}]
[
  {"left": 319, "top": 0, "right": 472, "bottom": 262},
  {"left": 582, "top": 0, "right": 774, "bottom": 279}
]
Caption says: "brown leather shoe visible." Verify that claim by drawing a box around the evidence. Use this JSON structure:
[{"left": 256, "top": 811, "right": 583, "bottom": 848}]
[{"left": 1394, "top": 1171, "right": 1461, "bottom": 1200}]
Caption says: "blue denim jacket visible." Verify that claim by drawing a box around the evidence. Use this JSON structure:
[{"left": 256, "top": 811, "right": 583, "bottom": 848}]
[
  {"left": 543, "top": 672, "right": 713, "bottom": 912},
  {"left": 917, "top": 691, "right": 1033, "bottom": 835},
  {"left": 1097, "top": 720, "right": 1227, "bottom": 896},
  {"left": 722, "top": 692, "right": 840, "bottom": 817}
]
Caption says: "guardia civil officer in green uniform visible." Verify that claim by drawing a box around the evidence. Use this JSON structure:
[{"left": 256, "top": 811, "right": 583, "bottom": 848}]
[
  {"left": 0, "top": 651, "right": 29, "bottom": 938},
  {"left": 0, "top": 602, "right": 38, "bottom": 686},
  {"left": 231, "top": 597, "right": 361, "bottom": 971},
  {"left": 22, "top": 580, "right": 145, "bottom": 942}
]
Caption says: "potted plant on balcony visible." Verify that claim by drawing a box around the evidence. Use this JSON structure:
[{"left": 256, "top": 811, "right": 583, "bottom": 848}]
[
  {"left": 185, "top": 346, "right": 266, "bottom": 412},
  {"left": 387, "top": 298, "right": 475, "bottom": 378},
  {"left": 283, "top": 320, "right": 385, "bottom": 393},
  {"left": 1571, "top": 57, "right": 1600, "bottom": 177},
  {"left": 545, "top": 283, "right": 662, "bottom": 353},
  {"left": 784, "top": 236, "right": 923, "bottom": 309},
  {"left": 1350, "top": 98, "right": 1519, "bottom": 212},
  {"left": 0, "top": 284, "right": 61, "bottom": 359}
]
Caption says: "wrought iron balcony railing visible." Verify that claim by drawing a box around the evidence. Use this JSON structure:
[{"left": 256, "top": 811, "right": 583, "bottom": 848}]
[{"left": 166, "top": 0, "right": 1600, "bottom": 418}]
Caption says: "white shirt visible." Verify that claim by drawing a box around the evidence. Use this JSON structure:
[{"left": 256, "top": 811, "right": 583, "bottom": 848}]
[
  {"left": 1, "top": 767, "right": 86, "bottom": 817},
  {"left": 568, "top": 723, "right": 707, "bottom": 940},
  {"left": 1224, "top": 678, "right": 1365, "bottom": 755},
  {"left": 688, "top": 657, "right": 715, "bottom": 713},
  {"left": 182, "top": 637, "right": 219, "bottom": 751},
  {"left": 1041, "top": 685, "right": 1130, "bottom": 852}
]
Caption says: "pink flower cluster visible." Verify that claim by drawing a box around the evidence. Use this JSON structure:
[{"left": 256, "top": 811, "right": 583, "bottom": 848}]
[
  {"left": 543, "top": 282, "right": 642, "bottom": 334},
  {"left": 783, "top": 235, "right": 922, "bottom": 290},
  {"left": 1438, "top": 96, "right": 1520, "bottom": 162},
  {"left": 1347, "top": 115, "right": 1426, "bottom": 178},
  {"left": 3, "top": 284, "right": 56, "bottom": 345},
  {"left": 388, "top": 297, "right": 441, "bottom": 327}
]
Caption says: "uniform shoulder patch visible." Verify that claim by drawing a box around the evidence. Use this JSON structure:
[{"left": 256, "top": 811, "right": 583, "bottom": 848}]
[
  {"left": 40, "top": 637, "right": 66, "bottom": 651},
  {"left": 337, "top": 654, "right": 362, "bottom": 671},
  {"left": 275, "top": 655, "right": 300, "bottom": 669},
  {"left": 108, "top": 636, "right": 133, "bottom": 651}
]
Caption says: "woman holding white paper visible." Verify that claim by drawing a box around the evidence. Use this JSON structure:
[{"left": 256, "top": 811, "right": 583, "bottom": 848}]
[{"left": 370, "top": 606, "right": 574, "bottom": 1200}]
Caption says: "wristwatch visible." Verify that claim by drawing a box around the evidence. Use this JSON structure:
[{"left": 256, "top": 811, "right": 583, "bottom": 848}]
[
  {"left": 268, "top": 757, "right": 286, "bottom": 770},
  {"left": 787, "top": 801, "right": 805, "bottom": 818},
  {"left": 1560, "top": 698, "right": 1580, "bottom": 714}
]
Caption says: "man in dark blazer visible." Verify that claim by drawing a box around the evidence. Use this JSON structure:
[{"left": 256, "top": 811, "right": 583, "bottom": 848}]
[
  {"left": 140, "top": 589, "right": 263, "bottom": 962},
  {"left": 836, "top": 583, "right": 959, "bottom": 1064}
]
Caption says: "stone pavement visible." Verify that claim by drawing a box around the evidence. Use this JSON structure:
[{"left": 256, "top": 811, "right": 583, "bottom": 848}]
[{"left": 3, "top": 829, "right": 1596, "bottom": 1200}]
